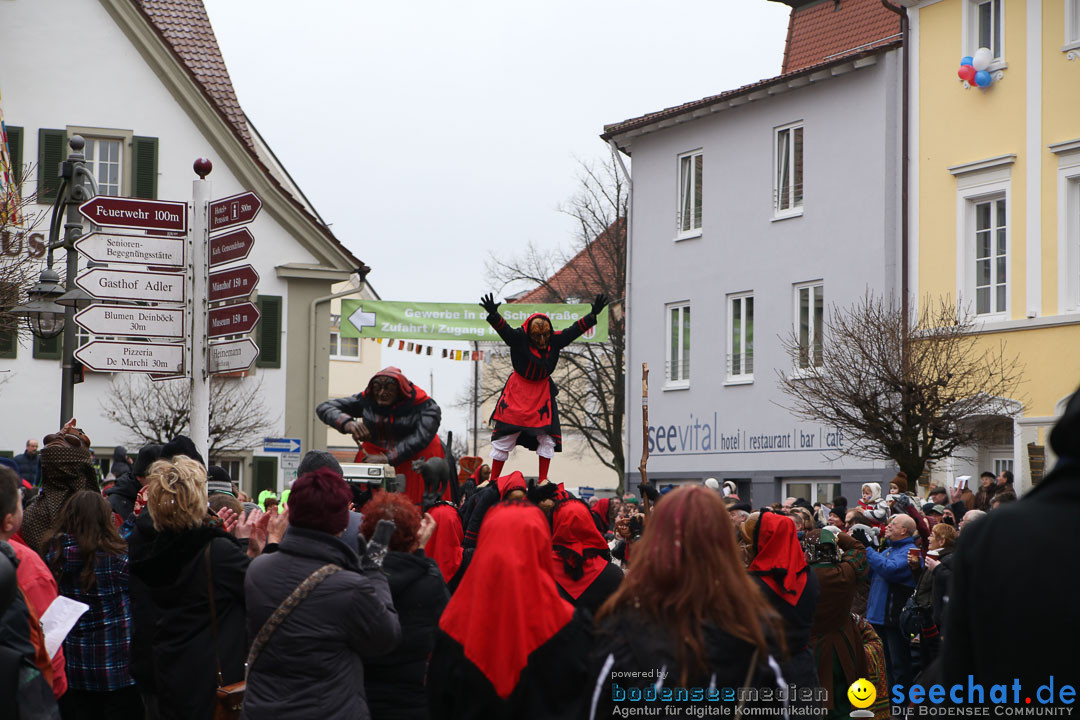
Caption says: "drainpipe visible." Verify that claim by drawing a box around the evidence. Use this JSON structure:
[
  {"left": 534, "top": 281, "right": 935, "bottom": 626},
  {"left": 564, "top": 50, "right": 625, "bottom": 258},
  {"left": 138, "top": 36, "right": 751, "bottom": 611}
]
[
  {"left": 307, "top": 267, "right": 370, "bottom": 454},
  {"left": 881, "top": 0, "right": 909, "bottom": 330},
  {"left": 608, "top": 139, "right": 632, "bottom": 492}
]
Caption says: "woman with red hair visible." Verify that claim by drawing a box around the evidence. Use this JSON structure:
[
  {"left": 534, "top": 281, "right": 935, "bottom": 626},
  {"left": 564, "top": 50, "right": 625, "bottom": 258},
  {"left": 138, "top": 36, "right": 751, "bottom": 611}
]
[
  {"left": 589, "top": 487, "right": 786, "bottom": 717},
  {"left": 428, "top": 501, "right": 590, "bottom": 719},
  {"left": 550, "top": 498, "right": 622, "bottom": 615}
]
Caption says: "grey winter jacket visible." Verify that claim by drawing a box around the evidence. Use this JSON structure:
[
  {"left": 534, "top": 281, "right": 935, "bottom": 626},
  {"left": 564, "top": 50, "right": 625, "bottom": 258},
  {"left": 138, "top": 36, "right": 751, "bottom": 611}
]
[
  {"left": 241, "top": 526, "right": 401, "bottom": 720},
  {"left": 316, "top": 391, "right": 440, "bottom": 466}
]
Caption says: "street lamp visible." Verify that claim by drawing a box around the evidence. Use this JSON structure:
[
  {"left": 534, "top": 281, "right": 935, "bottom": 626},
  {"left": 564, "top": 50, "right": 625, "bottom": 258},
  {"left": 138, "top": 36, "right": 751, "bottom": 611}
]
[{"left": 9, "top": 267, "right": 66, "bottom": 339}]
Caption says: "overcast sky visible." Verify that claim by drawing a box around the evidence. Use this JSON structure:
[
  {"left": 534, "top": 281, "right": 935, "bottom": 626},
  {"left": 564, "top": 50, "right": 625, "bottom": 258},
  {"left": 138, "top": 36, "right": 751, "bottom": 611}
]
[{"left": 202, "top": 0, "right": 791, "bottom": 440}]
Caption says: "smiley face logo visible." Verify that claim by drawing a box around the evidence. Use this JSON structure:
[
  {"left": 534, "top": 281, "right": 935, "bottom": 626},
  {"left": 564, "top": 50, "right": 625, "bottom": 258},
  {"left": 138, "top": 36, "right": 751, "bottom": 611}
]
[{"left": 848, "top": 678, "right": 876, "bottom": 709}]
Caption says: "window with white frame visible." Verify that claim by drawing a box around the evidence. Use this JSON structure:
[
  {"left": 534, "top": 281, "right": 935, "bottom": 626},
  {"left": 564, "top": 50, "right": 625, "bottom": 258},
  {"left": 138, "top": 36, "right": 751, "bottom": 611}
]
[
  {"left": 666, "top": 303, "right": 690, "bottom": 387},
  {"left": 782, "top": 478, "right": 841, "bottom": 505},
  {"left": 1068, "top": 0, "right": 1080, "bottom": 46},
  {"left": 973, "top": 197, "right": 1007, "bottom": 315},
  {"left": 774, "top": 123, "right": 803, "bottom": 217},
  {"left": 727, "top": 293, "right": 754, "bottom": 381},
  {"left": 965, "top": 0, "right": 1004, "bottom": 62},
  {"left": 84, "top": 137, "right": 123, "bottom": 196},
  {"left": 677, "top": 151, "right": 703, "bottom": 238},
  {"left": 794, "top": 282, "right": 823, "bottom": 370},
  {"left": 1052, "top": 142, "right": 1080, "bottom": 313},
  {"left": 329, "top": 331, "right": 360, "bottom": 359}
]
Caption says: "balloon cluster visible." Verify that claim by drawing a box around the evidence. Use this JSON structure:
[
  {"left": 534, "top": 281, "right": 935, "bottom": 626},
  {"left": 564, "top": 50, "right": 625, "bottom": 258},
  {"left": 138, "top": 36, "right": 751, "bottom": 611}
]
[{"left": 957, "top": 47, "right": 995, "bottom": 88}]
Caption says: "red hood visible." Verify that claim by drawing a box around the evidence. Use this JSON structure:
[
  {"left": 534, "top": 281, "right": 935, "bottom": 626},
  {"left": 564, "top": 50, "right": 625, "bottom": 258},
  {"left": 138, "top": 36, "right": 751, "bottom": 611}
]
[
  {"left": 439, "top": 503, "right": 574, "bottom": 698},
  {"left": 496, "top": 471, "right": 527, "bottom": 499},
  {"left": 521, "top": 312, "right": 551, "bottom": 331},
  {"left": 551, "top": 500, "right": 610, "bottom": 599},
  {"left": 748, "top": 511, "right": 808, "bottom": 606},
  {"left": 426, "top": 503, "right": 463, "bottom": 583},
  {"left": 363, "top": 366, "right": 430, "bottom": 406}
]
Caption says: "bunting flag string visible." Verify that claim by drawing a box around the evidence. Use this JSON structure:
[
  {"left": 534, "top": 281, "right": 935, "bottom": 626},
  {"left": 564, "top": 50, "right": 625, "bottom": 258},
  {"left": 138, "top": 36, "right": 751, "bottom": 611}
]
[{"left": 366, "top": 339, "right": 485, "bottom": 362}]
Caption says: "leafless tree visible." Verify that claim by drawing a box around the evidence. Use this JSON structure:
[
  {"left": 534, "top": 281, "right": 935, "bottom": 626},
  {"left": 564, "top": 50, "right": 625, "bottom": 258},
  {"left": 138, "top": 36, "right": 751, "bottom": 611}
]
[
  {"left": 102, "top": 375, "right": 277, "bottom": 458},
  {"left": 483, "top": 151, "right": 628, "bottom": 484},
  {"left": 1, "top": 166, "right": 52, "bottom": 341},
  {"left": 777, "top": 293, "right": 1026, "bottom": 484}
]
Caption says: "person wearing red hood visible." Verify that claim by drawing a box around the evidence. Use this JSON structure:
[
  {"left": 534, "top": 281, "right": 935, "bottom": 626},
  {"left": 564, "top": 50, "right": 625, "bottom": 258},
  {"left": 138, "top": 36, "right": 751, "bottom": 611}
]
[
  {"left": 427, "top": 501, "right": 591, "bottom": 719},
  {"left": 317, "top": 366, "right": 444, "bottom": 504},
  {"left": 479, "top": 292, "right": 608, "bottom": 482},
  {"left": 741, "top": 510, "right": 821, "bottom": 700},
  {"left": 550, "top": 498, "right": 622, "bottom": 615}
]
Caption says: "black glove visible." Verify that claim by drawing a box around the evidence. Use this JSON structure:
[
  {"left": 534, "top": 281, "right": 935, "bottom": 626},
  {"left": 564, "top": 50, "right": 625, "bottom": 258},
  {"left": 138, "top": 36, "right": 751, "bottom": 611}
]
[
  {"left": 638, "top": 482, "right": 659, "bottom": 503},
  {"left": 850, "top": 526, "right": 873, "bottom": 549},
  {"left": 361, "top": 519, "right": 396, "bottom": 571},
  {"left": 591, "top": 293, "right": 609, "bottom": 316},
  {"left": 480, "top": 293, "right": 501, "bottom": 315},
  {"left": 526, "top": 480, "right": 558, "bottom": 505}
]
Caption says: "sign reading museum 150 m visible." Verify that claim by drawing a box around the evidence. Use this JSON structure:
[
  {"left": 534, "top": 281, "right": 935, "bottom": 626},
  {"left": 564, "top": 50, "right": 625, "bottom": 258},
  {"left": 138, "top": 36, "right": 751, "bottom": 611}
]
[{"left": 339, "top": 300, "right": 609, "bottom": 343}]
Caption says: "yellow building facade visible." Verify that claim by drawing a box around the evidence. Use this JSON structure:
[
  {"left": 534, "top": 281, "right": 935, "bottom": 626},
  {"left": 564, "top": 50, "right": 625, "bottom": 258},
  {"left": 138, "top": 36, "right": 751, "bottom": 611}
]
[{"left": 908, "top": 0, "right": 1080, "bottom": 491}]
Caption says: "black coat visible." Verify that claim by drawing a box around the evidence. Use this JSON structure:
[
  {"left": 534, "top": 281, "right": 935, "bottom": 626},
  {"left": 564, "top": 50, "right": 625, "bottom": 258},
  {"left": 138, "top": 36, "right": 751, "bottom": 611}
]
[
  {"left": 242, "top": 526, "right": 401, "bottom": 720},
  {"left": 365, "top": 551, "right": 450, "bottom": 720},
  {"left": 125, "top": 512, "right": 159, "bottom": 691},
  {"left": 555, "top": 562, "right": 623, "bottom": 617},
  {"left": 590, "top": 609, "right": 785, "bottom": 717},
  {"left": 105, "top": 473, "right": 141, "bottom": 522},
  {"left": 427, "top": 608, "right": 591, "bottom": 720},
  {"left": 316, "top": 392, "right": 441, "bottom": 466},
  {"left": 942, "top": 456, "right": 1080, "bottom": 694},
  {"left": 752, "top": 570, "right": 821, "bottom": 696},
  {"left": 129, "top": 525, "right": 249, "bottom": 720}
]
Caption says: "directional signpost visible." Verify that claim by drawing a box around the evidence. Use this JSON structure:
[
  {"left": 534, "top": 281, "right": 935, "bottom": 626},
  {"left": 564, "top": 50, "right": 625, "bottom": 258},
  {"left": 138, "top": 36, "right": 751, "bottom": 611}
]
[
  {"left": 209, "top": 227, "right": 254, "bottom": 267},
  {"left": 208, "top": 338, "right": 259, "bottom": 374},
  {"left": 208, "top": 265, "right": 259, "bottom": 302},
  {"left": 79, "top": 196, "right": 187, "bottom": 233},
  {"left": 74, "top": 340, "right": 184, "bottom": 374},
  {"left": 74, "top": 305, "right": 184, "bottom": 339},
  {"left": 208, "top": 302, "right": 260, "bottom": 338},
  {"left": 76, "top": 268, "right": 185, "bottom": 304},
  {"left": 75, "top": 231, "right": 185, "bottom": 267},
  {"left": 210, "top": 191, "right": 262, "bottom": 231}
]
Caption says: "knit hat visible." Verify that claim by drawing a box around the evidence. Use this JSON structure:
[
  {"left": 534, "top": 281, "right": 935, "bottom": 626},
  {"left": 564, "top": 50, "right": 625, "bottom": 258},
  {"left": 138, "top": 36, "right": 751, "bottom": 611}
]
[
  {"left": 829, "top": 504, "right": 847, "bottom": 520},
  {"left": 729, "top": 501, "right": 753, "bottom": 514},
  {"left": 161, "top": 435, "right": 204, "bottom": 467},
  {"left": 206, "top": 466, "right": 235, "bottom": 497},
  {"left": 132, "top": 445, "right": 164, "bottom": 479},
  {"left": 891, "top": 471, "right": 909, "bottom": 494},
  {"left": 297, "top": 450, "right": 343, "bottom": 478},
  {"left": 288, "top": 467, "right": 352, "bottom": 536},
  {"left": 703, "top": 478, "right": 720, "bottom": 491}
]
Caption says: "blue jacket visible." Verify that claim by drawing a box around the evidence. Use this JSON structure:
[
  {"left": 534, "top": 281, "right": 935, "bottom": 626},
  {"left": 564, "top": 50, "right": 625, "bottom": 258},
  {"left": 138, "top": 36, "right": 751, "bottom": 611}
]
[
  {"left": 12, "top": 453, "right": 39, "bottom": 486},
  {"left": 865, "top": 535, "right": 918, "bottom": 626}
]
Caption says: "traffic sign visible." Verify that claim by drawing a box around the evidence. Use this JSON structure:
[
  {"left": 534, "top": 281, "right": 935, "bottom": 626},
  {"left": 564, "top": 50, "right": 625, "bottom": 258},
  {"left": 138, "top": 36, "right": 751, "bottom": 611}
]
[
  {"left": 74, "top": 340, "right": 184, "bottom": 374},
  {"left": 208, "top": 302, "right": 260, "bottom": 338},
  {"left": 209, "top": 227, "right": 254, "bottom": 267},
  {"left": 210, "top": 191, "right": 262, "bottom": 231},
  {"left": 208, "top": 265, "right": 259, "bottom": 302},
  {"left": 79, "top": 196, "right": 187, "bottom": 233},
  {"left": 76, "top": 268, "right": 185, "bottom": 304},
  {"left": 208, "top": 338, "right": 259, "bottom": 374},
  {"left": 74, "top": 305, "right": 184, "bottom": 339},
  {"left": 263, "top": 438, "right": 302, "bottom": 453},
  {"left": 75, "top": 231, "right": 185, "bottom": 267}
]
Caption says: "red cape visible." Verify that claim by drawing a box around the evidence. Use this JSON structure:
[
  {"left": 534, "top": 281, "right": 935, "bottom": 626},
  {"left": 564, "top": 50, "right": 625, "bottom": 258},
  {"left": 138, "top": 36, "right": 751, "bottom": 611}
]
[
  {"left": 439, "top": 502, "right": 574, "bottom": 699},
  {"left": 426, "top": 503, "right": 463, "bottom": 583},
  {"left": 591, "top": 497, "right": 611, "bottom": 532},
  {"left": 748, "top": 511, "right": 809, "bottom": 606},
  {"left": 551, "top": 501, "right": 610, "bottom": 600}
]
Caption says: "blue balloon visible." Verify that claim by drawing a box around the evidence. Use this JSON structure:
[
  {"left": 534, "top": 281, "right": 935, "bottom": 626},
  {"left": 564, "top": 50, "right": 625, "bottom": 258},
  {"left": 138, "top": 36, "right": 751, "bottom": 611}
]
[
  {"left": 961, "top": 56, "right": 974, "bottom": 66},
  {"left": 975, "top": 69, "right": 993, "bottom": 87}
]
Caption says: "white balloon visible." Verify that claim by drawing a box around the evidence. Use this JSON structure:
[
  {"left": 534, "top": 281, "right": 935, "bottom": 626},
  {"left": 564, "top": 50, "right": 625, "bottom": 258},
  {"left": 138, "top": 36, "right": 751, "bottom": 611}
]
[{"left": 972, "top": 47, "right": 993, "bottom": 71}]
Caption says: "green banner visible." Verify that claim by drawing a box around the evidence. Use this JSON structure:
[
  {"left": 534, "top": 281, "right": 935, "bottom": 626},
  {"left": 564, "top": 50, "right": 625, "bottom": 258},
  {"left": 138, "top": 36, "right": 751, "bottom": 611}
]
[{"left": 340, "top": 300, "right": 609, "bottom": 342}]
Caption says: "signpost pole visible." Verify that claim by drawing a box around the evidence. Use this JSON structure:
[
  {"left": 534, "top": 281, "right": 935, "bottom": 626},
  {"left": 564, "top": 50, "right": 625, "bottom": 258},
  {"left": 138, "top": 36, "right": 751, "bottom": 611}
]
[
  {"left": 60, "top": 138, "right": 90, "bottom": 424},
  {"left": 190, "top": 160, "right": 212, "bottom": 460}
]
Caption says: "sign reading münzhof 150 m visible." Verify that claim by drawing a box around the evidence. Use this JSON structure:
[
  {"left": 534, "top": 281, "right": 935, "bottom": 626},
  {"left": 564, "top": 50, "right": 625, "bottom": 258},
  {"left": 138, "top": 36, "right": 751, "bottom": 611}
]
[{"left": 339, "top": 301, "right": 609, "bottom": 342}]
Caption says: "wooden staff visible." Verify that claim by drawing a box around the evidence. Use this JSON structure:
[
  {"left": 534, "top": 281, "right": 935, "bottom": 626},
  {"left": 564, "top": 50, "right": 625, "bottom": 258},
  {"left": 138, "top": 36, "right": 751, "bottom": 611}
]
[{"left": 638, "top": 363, "right": 653, "bottom": 517}]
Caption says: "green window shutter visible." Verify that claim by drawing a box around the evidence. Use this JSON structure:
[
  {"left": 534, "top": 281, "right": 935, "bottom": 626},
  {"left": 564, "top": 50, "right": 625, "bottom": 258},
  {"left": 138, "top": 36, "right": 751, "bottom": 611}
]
[
  {"left": 251, "top": 456, "right": 277, "bottom": 498},
  {"left": 131, "top": 136, "right": 158, "bottom": 199},
  {"left": 37, "top": 129, "right": 66, "bottom": 203},
  {"left": 255, "top": 294, "right": 282, "bottom": 368},
  {"left": 6, "top": 126, "right": 23, "bottom": 185},
  {"left": 33, "top": 334, "right": 61, "bottom": 360},
  {"left": 0, "top": 324, "right": 16, "bottom": 359}
]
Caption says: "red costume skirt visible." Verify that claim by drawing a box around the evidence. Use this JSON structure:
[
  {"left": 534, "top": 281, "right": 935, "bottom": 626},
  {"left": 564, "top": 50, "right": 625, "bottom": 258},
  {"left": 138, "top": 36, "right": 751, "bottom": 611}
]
[
  {"left": 355, "top": 434, "right": 447, "bottom": 504},
  {"left": 491, "top": 373, "right": 562, "bottom": 451}
]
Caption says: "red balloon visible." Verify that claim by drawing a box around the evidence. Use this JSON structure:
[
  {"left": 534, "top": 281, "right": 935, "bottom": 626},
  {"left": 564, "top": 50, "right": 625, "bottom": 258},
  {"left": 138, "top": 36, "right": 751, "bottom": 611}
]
[{"left": 958, "top": 64, "right": 977, "bottom": 83}]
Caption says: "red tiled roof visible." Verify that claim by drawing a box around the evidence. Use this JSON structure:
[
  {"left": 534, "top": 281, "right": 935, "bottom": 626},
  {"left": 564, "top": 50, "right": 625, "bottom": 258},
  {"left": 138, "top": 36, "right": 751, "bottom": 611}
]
[
  {"left": 137, "top": 0, "right": 252, "bottom": 149},
  {"left": 516, "top": 220, "right": 624, "bottom": 304},
  {"left": 782, "top": 0, "right": 901, "bottom": 74},
  {"left": 127, "top": 0, "right": 363, "bottom": 268},
  {"left": 601, "top": 42, "right": 899, "bottom": 143}
]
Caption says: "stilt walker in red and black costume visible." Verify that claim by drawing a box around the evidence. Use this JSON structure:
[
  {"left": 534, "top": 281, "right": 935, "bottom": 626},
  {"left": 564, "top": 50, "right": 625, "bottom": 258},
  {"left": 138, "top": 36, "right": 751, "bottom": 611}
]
[{"left": 479, "top": 292, "right": 607, "bottom": 482}]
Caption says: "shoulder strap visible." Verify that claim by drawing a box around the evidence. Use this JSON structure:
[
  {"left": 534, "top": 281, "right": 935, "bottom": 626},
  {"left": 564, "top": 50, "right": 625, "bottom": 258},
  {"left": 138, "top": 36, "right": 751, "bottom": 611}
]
[
  {"left": 204, "top": 542, "right": 225, "bottom": 687},
  {"left": 734, "top": 647, "right": 760, "bottom": 719},
  {"left": 245, "top": 563, "right": 343, "bottom": 675}
]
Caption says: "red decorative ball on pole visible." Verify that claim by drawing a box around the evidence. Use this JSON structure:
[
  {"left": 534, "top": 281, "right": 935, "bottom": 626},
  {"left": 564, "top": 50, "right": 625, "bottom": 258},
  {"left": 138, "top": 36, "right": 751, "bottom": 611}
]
[{"left": 193, "top": 158, "right": 213, "bottom": 179}]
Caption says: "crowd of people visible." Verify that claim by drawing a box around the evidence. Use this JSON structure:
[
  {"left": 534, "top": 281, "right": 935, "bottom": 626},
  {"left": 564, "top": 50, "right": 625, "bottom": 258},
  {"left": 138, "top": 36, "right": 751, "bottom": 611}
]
[{"left": 1, "top": 386, "right": 1078, "bottom": 719}]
